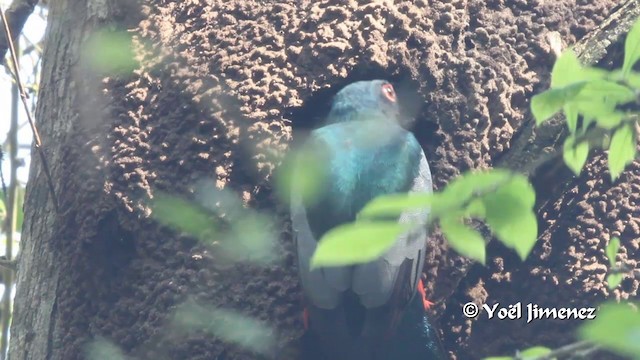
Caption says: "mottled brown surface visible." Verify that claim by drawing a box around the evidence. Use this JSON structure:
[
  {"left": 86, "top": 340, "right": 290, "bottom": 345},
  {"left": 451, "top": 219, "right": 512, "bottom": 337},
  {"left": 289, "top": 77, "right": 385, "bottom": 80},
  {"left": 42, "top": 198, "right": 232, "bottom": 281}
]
[
  {"left": 442, "top": 150, "right": 640, "bottom": 359},
  {"left": 51, "top": 0, "right": 636, "bottom": 359}
]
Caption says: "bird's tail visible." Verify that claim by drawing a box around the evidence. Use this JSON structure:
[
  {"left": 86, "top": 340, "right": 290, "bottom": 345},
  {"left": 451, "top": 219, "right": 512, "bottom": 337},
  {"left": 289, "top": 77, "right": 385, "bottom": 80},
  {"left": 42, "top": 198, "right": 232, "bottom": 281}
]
[
  {"left": 301, "top": 294, "right": 446, "bottom": 360},
  {"left": 376, "top": 291, "right": 446, "bottom": 360}
]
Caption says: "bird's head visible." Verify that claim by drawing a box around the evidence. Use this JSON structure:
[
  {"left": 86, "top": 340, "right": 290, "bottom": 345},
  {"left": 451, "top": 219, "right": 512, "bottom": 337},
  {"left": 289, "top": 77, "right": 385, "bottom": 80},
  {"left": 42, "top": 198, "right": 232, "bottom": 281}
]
[{"left": 326, "top": 80, "right": 400, "bottom": 124}]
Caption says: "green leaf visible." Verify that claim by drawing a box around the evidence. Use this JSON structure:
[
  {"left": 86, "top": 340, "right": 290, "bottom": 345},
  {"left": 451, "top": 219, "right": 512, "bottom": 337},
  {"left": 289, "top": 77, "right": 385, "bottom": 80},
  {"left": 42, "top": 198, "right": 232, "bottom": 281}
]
[
  {"left": 580, "top": 116, "right": 596, "bottom": 136},
  {"left": 622, "top": 19, "right": 640, "bottom": 77},
  {"left": 551, "top": 50, "right": 607, "bottom": 87},
  {"left": 172, "top": 301, "right": 276, "bottom": 355},
  {"left": 607, "top": 273, "right": 623, "bottom": 289},
  {"left": 580, "top": 66, "right": 610, "bottom": 81},
  {"left": 439, "top": 170, "right": 511, "bottom": 203},
  {"left": 16, "top": 186, "right": 25, "bottom": 231},
  {"left": 572, "top": 98, "right": 617, "bottom": 121},
  {"left": 276, "top": 147, "right": 327, "bottom": 206},
  {"left": 626, "top": 71, "right": 640, "bottom": 88},
  {"left": 520, "top": 346, "right": 553, "bottom": 359},
  {"left": 579, "top": 302, "right": 640, "bottom": 358},
  {"left": 151, "top": 192, "right": 217, "bottom": 241},
  {"left": 578, "top": 80, "right": 637, "bottom": 104},
  {"left": 440, "top": 215, "right": 486, "bottom": 265},
  {"left": 429, "top": 169, "right": 512, "bottom": 218},
  {"left": 531, "top": 89, "right": 567, "bottom": 125},
  {"left": 551, "top": 49, "right": 582, "bottom": 88},
  {"left": 358, "top": 193, "right": 435, "bottom": 219},
  {"left": 602, "top": 133, "right": 612, "bottom": 150},
  {"left": 563, "top": 104, "right": 578, "bottom": 133},
  {"left": 596, "top": 112, "right": 625, "bottom": 130},
  {"left": 531, "top": 83, "right": 586, "bottom": 125},
  {"left": 606, "top": 237, "right": 620, "bottom": 267},
  {"left": 221, "top": 211, "right": 277, "bottom": 265},
  {"left": 465, "top": 198, "right": 486, "bottom": 218},
  {"left": 608, "top": 124, "right": 637, "bottom": 181},
  {"left": 482, "top": 357, "right": 513, "bottom": 360},
  {"left": 85, "top": 30, "right": 138, "bottom": 74},
  {"left": 482, "top": 178, "right": 538, "bottom": 260},
  {"left": 84, "top": 337, "right": 127, "bottom": 360},
  {"left": 359, "top": 170, "right": 514, "bottom": 223},
  {"left": 563, "top": 135, "right": 590, "bottom": 176},
  {"left": 310, "top": 222, "right": 413, "bottom": 268},
  {"left": 501, "top": 175, "right": 537, "bottom": 208},
  {"left": 0, "top": 198, "right": 5, "bottom": 224}
]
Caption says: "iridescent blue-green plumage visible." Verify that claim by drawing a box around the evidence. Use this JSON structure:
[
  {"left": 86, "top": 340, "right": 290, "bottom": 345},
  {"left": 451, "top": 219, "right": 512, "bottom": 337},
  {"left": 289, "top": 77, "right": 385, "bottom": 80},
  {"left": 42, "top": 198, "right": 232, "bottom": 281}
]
[
  {"left": 379, "top": 291, "right": 446, "bottom": 359},
  {"left": 302, "top": 120, "right": 422, "bottom": 240},
  {"left": 291, "top": 79, "right": 444, "bottom": 360},
  {"left": 302, "top": 294, "right": 445, "bottom": 360}
]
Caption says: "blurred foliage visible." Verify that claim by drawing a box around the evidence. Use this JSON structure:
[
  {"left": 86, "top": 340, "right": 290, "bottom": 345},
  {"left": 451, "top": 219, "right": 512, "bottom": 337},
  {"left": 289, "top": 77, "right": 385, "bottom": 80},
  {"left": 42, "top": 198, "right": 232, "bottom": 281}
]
[
  {"left": 580, "top": 303, "right": 640, "bottom": 359},
  {"left": 605, "top": 237, "right": 623, "bottom": 289},
  {"left": 151, "top": 191, "right": 217, "bottom": 241},
  {"left": 171, "top": 300, "right": 276, "bottom": 356},
  {"left": 84, "top": 337, "right": 127, "bottom": 360},
  {"left": 531, "top": 19, "right": 640, "bottom": 181},
  {"left": 310, "top": 221, "right": 412, "bottom": 268},
  {"left": 483, "top": 346, "right": 552, "bottom": 360},
  {"left": 275, "top": 146, "right": 325, "bottom": 207},
  {"left": 488, "top": 17, "right": 640, "bottom": 360},
  {"left": 150, "top": 182, "right": 278, "bottom": 266},
  {"left": 84, "top": 30, "right": 138, "bottom": 75},
  {"left": 530, "top": 20, "right": 640, "bottom": 358},
  {"left": 15, "top": 186, "right": 23, "bottom": 231},
  {"left": 1, "top": 4, "right": 638, "bottom": 360},
  {"left": 308, "top": 169, "right": 536, "bottom": 267}
]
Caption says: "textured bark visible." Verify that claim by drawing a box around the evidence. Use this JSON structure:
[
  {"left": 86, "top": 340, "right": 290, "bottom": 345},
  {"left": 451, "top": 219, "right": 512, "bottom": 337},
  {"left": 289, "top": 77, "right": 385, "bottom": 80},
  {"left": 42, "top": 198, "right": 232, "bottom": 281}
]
[
  {"left": 8, "top": 0, "right": 640, "bottom": 359},
  {"left": 9, "top": 0, "right": 134, "bottom": 359},
  {"left": 434, "top": 0, "right": 640, "bottom": 318}
]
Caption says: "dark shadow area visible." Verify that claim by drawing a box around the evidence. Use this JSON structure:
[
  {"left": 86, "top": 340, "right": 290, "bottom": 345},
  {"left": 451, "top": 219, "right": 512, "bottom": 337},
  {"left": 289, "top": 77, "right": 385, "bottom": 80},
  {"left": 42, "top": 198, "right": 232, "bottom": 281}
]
[{"left": 284, "top": 68, "right": 434, "bottom": 157}]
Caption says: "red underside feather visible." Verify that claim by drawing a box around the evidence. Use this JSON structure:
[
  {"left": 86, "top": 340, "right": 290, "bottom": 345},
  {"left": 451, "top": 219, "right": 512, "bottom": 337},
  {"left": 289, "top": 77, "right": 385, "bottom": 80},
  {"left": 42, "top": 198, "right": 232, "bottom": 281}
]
[
  {"left": 418, "top": 278, "right": 434, "bottom": 310},
  {"left": 302, "top": 278, "right": 434, "bottom": 332}
]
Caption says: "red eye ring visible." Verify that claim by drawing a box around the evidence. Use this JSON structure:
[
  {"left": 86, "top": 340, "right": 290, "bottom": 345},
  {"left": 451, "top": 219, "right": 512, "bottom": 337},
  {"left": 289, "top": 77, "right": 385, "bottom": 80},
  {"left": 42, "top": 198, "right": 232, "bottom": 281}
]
[{"left": 381, "top": 83, "right": 396, "bottom": 102}]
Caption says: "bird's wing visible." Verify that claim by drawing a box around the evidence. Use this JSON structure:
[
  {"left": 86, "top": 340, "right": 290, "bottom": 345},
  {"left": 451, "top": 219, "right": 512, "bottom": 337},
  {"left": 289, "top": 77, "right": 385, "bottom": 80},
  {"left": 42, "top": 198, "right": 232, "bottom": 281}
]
[
  {"left": 291, "top": 195, "right": 351, "bottom": 309},
  {"left": 290, "top": 133, "right": 352, "bottom": 309},
  {"left": 292, "top": 142, "right": 433, "bottom": 311},
  {"left": 352, "top": 147, "right": 432, "bottom": 308}
]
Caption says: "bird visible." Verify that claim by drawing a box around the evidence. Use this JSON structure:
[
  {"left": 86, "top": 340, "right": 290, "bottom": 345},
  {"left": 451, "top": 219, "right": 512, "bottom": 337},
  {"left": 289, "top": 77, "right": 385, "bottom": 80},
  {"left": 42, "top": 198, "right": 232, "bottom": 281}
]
[{"left": 289, "top": 80, "right": 444, "bottom": 360}]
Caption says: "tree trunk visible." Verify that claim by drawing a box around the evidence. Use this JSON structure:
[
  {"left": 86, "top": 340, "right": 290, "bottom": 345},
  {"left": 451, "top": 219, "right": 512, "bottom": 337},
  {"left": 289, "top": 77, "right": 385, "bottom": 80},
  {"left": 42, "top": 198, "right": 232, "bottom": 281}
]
[{"left": 9, "top": 1, "right": 132, "bottom": 359}]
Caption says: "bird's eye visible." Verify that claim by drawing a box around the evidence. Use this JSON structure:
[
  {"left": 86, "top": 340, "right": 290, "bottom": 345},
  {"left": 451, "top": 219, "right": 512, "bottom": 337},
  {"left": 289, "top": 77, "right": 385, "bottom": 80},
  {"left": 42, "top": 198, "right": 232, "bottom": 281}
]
[{"left": 381, "top": 83, "right": 396, "bottom": 102}]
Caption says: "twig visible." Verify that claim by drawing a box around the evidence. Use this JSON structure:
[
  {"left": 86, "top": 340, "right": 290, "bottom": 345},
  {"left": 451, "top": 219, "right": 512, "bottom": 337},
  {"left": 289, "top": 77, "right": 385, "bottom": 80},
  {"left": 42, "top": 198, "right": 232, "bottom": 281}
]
[
  {"left": 527, "top": 341, "right": 600, "bottom": 360},
  {"left": 1, "top": 6, "right": 59, "bottom": 212},
  {"left": 495, "top": 0, "right": 640, "bottom": 177},
  {"left": 0, "top": 260, "right": 16, "bottom": 272},
  {"left": 0, "top": 0, "right": 38, "bottom": 61},
  {"left": 526, "top": 114, "right": 640, "bottom": 178}
]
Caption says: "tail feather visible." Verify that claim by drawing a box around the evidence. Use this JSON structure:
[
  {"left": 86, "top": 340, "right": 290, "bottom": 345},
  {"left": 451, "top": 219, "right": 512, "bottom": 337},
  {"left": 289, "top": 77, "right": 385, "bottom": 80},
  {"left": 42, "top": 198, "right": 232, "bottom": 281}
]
[
  {"left": 379, "top": 293, "right": 446, "bottom": 360},
  {"left": 302, "top": 293, "right": 446, "bottom": 360}
]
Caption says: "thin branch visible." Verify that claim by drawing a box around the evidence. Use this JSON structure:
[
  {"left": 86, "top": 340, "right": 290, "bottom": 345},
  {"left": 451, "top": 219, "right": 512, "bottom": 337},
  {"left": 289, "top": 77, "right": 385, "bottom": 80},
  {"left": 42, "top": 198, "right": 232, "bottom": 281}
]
[
  {"left": 525, "top": 114, "right": 640, "bottom": 178},
  {"left": 0, "top": 0, "right": 38, "bottom": 61},
  {"left": 528, "top": 341, "right": 601, "bottom": 360},
  {"left": 0, "top": 259, "right": 16, "bottom": 272},
  {"left": 1, "top": 6, "right": 59, "bottom": 212},
  {"left": 495, "top": 0, "right": 640, "bottom": 176}
]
